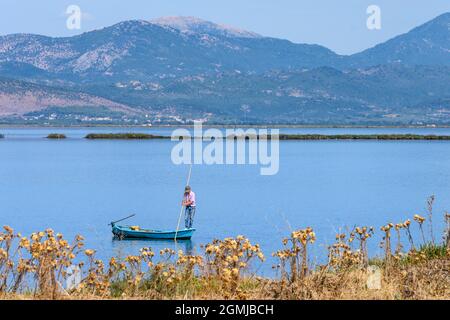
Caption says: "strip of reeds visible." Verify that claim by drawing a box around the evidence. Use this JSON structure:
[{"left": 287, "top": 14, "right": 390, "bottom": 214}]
[
  {"left": 235, "top": 134, "right": 450, "bottom": 140},
  {"left": 85, "top": 133, "right": 169, "bottom": 139},
  {"left": 278, "top": 134, "right": 450, "bottom": 140},
  {"left": 84, "top": 133, "right": 450, "bottom": 141},
  {"left": 46, "top": 134, "right": 67, "bottom": 139}
]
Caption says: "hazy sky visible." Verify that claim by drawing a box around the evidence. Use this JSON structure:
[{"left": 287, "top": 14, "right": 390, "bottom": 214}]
[{"left": 1, "top": 0, "right": 449, "bottom": 54}]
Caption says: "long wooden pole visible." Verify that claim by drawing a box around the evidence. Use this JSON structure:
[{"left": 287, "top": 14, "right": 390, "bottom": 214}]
[
  {"left": 109, "top": 213, "right": 136, "bottom": 226},
  {"left": 174, "top": 164, "right": 192, "bottom": 240}
]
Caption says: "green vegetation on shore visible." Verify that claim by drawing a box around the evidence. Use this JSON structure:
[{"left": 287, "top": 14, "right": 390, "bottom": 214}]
[
  {"left": 276, "top": 134, "right": 450, "bottom": 140},
  {"left": 4, "top": 132, "right": 450, "bottom": 141},
  {"left": 83, "top": 133, "right": 450, "bottom": 141},
  {"left": 46, "top": 133, "right": 66, "bottom": 139},
  {"left": 85, "top": 133, "right": 169, "bottom": 139},
  {"left": 232, "top": 134, "right": 450, "bottom": 140}
]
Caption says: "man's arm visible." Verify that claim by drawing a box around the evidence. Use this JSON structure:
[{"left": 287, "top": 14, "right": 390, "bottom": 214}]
[
  {"left": 184, "top": 193, "right": 194, "bottom": 206},
  {"left": 182, "top": 195, "right": 193, "bottom": 206}
]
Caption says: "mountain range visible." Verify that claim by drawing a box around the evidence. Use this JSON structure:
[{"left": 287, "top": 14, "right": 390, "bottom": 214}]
[{"left": 0, "top": 13, "right": 449, "bottom": 125}]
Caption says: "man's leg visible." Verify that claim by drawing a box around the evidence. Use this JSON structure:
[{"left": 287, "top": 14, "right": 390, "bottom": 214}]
[
  {"left": 184, "top": 207, "right": 189, "bottom": 229},
  {"left": 185, "top": 207, "right": 195, "bottom": 228},
  {"left": 189, "top": 207, "right": 196, "bottom": 228}
]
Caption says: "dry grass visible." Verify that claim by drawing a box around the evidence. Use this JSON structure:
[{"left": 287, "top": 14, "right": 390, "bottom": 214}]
[{"left": 0, "top": 211, "right": 449, "bottom": 300}]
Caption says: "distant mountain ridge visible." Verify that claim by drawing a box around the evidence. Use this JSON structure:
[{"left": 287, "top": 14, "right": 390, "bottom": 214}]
[
  {"left": 0, "top": 18, "right": 341, "bottom": 82},
  {"left": 151, "top": 16, "right": 262, "bottom": 38},
  {"left": 0, "top": 14, "right": 449, "bottom": 125},
  {"left": 349, "top": 12, "right": 450, "bottom": 67}
]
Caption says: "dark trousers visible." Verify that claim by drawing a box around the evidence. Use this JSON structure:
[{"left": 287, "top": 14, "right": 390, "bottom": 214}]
[{"left": 184, "top": 206, "right": 196, "bottom": 229}]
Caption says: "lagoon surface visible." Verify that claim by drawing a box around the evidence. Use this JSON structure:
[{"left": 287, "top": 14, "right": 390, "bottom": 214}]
[{"left": 1, "top": 127, "right": 450, "bottom": 276}]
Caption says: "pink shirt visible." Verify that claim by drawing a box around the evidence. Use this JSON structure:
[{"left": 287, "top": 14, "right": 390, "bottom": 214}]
[{"left": 184, "top": 191, "right": 196, "bottom": 207}]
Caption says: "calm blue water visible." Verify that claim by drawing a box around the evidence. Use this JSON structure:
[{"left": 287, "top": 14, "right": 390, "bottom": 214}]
[{"left": 1, "top": 127, "right": 449, "bottom": 276}]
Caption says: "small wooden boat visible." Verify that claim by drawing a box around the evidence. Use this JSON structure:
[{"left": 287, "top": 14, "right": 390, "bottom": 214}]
[{"left": 112, "top": 223, "right": 195, "bottom": 240}]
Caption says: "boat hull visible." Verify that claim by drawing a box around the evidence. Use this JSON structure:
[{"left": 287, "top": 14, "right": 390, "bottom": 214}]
[{"left": 112, "top": 224, "right": 195, "bottom": 240}]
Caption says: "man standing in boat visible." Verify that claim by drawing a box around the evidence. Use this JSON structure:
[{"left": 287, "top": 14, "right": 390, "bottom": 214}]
[{"left": 183, "top": 186, "right": 196, "bottom": 229}]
